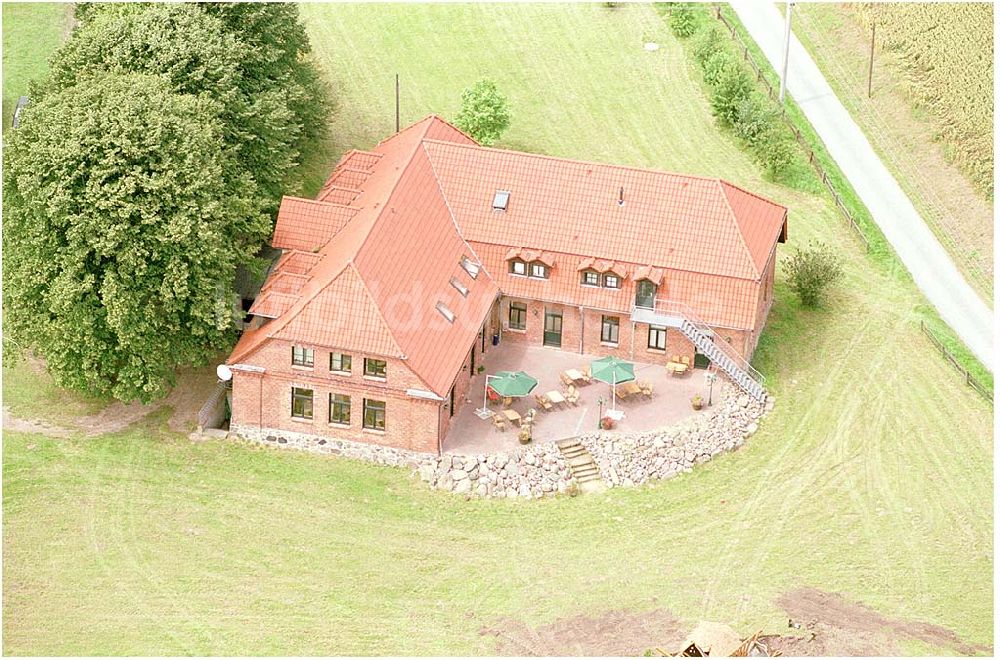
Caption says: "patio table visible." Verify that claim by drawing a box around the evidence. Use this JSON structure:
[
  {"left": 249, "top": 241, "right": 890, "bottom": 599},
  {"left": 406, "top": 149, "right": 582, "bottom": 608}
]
[
  {"left": 545, "top": 390, "right": 566, "bottom": 407},
  {"left": 617, "top": 381, "right": 642, "bottom": 399},
  {"left": 502, "top": 409, "right": 521, "bottom": 423},
  {"left": 563, "top": 368, "right": 585, "bottom": 382}
]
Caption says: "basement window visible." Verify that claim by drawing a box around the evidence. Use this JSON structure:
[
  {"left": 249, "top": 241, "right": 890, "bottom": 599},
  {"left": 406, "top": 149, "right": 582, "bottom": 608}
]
[
  {"left": 436, "top": 302, "right": 456, "bottom": 323},
  {"left": 449, "top": 276, "right": 469, "bottom": 297},
  {"left": 492, "top": 190, "right": 510, "bottom": 211},
  {"left": 459, "top": 256, "right": 480, "bottom": 279}
]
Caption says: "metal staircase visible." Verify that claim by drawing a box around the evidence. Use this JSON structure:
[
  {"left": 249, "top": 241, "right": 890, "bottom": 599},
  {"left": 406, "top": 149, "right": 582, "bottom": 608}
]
[{"left": 631, "top": 299, "right": 767, "bottom": 402}]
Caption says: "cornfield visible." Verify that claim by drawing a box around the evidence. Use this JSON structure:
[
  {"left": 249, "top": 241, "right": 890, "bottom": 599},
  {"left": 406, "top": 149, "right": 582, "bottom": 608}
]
[{"left": 853, "top": 3, "right": 993, "bottom": 198}]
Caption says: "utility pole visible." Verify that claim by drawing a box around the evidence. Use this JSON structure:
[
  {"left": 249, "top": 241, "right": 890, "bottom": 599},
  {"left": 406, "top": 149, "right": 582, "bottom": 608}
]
[
  {"left": 395, "top": 73, "right": 400, "bottom": 133},
  {"left": 779, "top": 1, "right": 793, "bottom": 103},
  {"left": 867, "top": 20, "right": 876, "bottom": 98}
]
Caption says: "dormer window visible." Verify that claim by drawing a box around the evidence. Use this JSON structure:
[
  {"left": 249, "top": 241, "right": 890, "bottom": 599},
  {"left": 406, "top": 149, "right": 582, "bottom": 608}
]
[
  {"left": 603, "top": 273, "right": 620, "bottom": 289},
  {"left": 459, "top": 256, "right": 480, "bottom": 279},
  {"left": 581, "top": 270, "right": 600, "bottom": 287},
  {"left": 529, "top": 262, "right": 548, "bottom": 279},
  {"left": 509, "top": 259, "right": 527, "bottom": 276},
  {"left": 492, "top": 190, "right": 510, "bottom": 211}
]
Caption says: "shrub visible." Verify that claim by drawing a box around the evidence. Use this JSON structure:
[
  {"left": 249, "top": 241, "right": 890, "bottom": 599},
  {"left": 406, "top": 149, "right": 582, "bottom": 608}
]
[
  {"left": 454, "top": 79, "right": 511, "bottom": 146},
  {"left": 732, "top": 93, "right": 772, "bottom": 144},
  {"left": 754, "top": 126, "right": 796, "bottom": 179},
  {"left": 710, "top": 59, "right": 753, "bottom": 126},
  {"left": 693, "top": 24, "right": 724, "bottom": 67},
  {"left": 701, "top": 50, "right": 732, "bottom": 88},
  {"left": 782, "top": 242, "right": 844, "bottom": 307},
  {"left": 669, "top": 6, "right": 698, "bottom": 38}
]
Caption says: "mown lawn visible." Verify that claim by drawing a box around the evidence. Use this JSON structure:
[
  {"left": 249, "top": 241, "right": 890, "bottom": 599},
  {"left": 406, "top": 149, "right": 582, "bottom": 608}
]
[
  {"left": 3, "top": 3, "right": 993, "bottom": 655},
  {"left": 1, "top": 2, "right": 68, "bottom": 130}
]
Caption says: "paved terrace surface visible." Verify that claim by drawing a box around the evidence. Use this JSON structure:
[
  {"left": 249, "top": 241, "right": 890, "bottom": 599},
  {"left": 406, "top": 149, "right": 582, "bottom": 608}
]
[
  {"left": 732, "top": 2, "right": 993, "bottom": 370},
  {"left": 444, "top": 342, "right": 713, "bottom": 455}
]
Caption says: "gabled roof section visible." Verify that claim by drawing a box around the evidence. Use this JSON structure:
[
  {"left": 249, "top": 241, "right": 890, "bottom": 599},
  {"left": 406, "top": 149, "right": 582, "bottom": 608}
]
[
  {"left": 353, "top": 145, "right": 498, "bottom": 396},
  {"left": 272, "top": 197, "right": 357, "bottom": 252},
  {"left": 719, "top": 181, "right": 788, "bottom": 273},
  {"left": 227, "top": 115, "right": 496, "bottom": 391},
  {"left": 422, "top": 139, "right": 787, "bottom": 280},
  {"left": 271, "top": 265, "right": 404, "bottom": 358}
]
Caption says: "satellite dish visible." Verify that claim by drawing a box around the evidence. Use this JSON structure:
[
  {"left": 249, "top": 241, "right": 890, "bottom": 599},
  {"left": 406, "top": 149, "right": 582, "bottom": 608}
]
[{"left": 216, "top": 364, "right": 233, "bottom": 381}]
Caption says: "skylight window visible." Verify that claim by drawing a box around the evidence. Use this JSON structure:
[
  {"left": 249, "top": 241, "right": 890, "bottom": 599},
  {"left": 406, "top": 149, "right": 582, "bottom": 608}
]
[
  {"left": 449, "top": 277, "right": 469, "bottom": 297},
  {"left": 436, "top": 302, "right": 455, "bottom": 323},
  {"left": 459, "top": 256, "right": 480, "bottom": 279},
  {"left": 492, "top": 190, "right": 511, "bottom": 211}
]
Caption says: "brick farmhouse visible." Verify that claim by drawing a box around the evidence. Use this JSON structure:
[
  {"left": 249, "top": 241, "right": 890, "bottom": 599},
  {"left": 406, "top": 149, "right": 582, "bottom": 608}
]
[{"left": 226, "top": 116, "right": 787, "bottom": 455}]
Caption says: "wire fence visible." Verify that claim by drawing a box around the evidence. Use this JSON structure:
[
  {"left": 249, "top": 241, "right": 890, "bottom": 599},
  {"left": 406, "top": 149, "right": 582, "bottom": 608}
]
[
  {"left": 919, "top": 322, "right": 992, "bottom": 403},
  {"left": 709, "top": 6, "right": 991, "bottom": 403},
  {"left": 713, "top": 6, "right": 871, "bottom": 252},
  {"left": 793, "top": 7, "right": 993, "bottom": 299}
]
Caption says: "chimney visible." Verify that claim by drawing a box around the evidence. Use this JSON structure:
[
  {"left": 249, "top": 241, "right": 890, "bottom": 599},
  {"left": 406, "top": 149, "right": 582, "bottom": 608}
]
[{"left": 618, "top": 186, "right": 625, "bottom": 207}]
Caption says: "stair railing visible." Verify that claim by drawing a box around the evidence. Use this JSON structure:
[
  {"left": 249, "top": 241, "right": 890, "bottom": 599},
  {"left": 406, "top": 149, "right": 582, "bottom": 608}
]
[{"left": 644, "top": 298, "right": 766, "bottom": 388}]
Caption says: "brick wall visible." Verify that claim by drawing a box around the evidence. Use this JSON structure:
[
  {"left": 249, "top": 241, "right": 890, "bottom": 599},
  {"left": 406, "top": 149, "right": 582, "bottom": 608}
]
[
  {"left": 496, "top": 296, "right": 758, "bottom": 367},
  {"left": 230, "top": 338, "right": 444, "bottom": 453}
]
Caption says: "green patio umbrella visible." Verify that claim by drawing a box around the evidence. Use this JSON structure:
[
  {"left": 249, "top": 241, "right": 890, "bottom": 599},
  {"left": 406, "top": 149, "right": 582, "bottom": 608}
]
[
  {"left": 481, "top": 370, "right": 538, "bottom": 411},
  {"left": 590, "top": 356, "right": 635, "bottom": 412}
]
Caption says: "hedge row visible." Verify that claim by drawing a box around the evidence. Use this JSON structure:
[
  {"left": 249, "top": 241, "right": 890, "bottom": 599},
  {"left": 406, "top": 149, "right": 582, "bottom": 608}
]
[{"left": 667, "top": 6, "right": 795, "bottom": 181}]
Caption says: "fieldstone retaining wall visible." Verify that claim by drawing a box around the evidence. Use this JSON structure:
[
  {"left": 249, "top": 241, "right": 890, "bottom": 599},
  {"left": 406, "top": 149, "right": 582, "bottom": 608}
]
[
  {"left": 418, "top": 442, "right": 574, "bottom": 499},
  {"left": 579, "top": 385, "right": 767, "bottom": 488},
  {"left": 230, "top": 423, "right": 430, "bottom": 468},
  {"left": 419, "top": 384, "right": 771, "bottom": 498}
]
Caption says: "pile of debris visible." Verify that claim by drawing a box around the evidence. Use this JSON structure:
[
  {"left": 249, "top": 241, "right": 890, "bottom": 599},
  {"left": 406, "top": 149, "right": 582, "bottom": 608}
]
[{"left": 652, "top": 622, "right": 781, "bottom": 657}]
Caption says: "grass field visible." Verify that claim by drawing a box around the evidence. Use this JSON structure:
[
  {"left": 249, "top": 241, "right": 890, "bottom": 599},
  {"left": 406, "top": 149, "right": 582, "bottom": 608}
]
[
  {"left": 3, "top": 3, "right": 993, "bottom": 655},
  {"left": 1, "top": 2, "right": 68, "bottom": 130},
  {"left": 791, "top": 3, "right": 994, "bottom": 303}
]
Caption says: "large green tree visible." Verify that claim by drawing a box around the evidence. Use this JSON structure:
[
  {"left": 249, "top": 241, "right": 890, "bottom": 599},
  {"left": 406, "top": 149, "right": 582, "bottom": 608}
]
[
  {"left": 48, "top": 2, "right": 320, "bottom": 208},
  {"left": 3, "top": 74, "right": 270, "bottom": 402}
]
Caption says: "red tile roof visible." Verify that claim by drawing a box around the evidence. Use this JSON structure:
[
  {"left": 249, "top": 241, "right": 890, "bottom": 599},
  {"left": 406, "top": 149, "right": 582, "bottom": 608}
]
[
  {"left": 421, "top": 139, "right": 786, "bottom": 280},
  {"left": 272, "top": 197, "right": 357, "bottom": 252},
  {"left": 228, "top": 115, "right": 787, "bottom": 390}
]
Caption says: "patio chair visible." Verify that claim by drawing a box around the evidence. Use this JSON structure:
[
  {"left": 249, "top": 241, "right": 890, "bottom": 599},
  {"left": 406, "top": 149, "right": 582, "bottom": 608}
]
[
  {"left": 560, "top": 372, "right": 574, "bottom": 387},
  {"left": 580, "top": 368, "right": 593, "bottom": 384},
  {"left": 566, "top": 387, "right": 580, "bottom": 406},
  {"left": 639, "top": 380, "right": 653, "bottom": 399},
  {"left": 535, "top": 394, "right": 553, "bottom": 411},
  {"left": 492, "top": 413, "right": 507, "bottom": 432}
]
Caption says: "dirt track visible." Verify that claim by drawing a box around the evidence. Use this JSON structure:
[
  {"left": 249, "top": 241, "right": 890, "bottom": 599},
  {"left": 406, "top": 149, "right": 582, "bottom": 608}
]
[
  {"left": 481, "top": 586, "right": 991, "bottom": 657},
  {"left": 3, "top": 362, "right": 220, "bottom": 438}
]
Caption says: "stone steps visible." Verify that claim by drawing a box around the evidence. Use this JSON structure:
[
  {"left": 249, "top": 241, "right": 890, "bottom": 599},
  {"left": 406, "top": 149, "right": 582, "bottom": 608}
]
[{"left": 556, "top": 438, "right": 605, "bottom": 493}]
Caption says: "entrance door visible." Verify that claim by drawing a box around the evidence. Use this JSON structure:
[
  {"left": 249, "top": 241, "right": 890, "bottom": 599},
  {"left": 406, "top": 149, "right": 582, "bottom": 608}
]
[
  {"left": 543, "top": 308, "right": 563, "bottom": 347},
  {"left": 635, "top": 279, "right": 657, "bottom": 309},
  {"left": 694, "top": 334, "right": 713, "bottom": 369},
  {"left": 449, "top": 384, "right": 456, "bottom": 417}
]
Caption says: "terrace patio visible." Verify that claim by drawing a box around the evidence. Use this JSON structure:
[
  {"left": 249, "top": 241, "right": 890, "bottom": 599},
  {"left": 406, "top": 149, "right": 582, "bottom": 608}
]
[{"left": 444, "top": 341, "right": 716, "bottom": 455}]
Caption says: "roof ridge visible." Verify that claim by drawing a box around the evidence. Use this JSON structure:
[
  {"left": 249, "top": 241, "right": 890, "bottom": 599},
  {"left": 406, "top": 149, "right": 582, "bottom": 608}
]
[
  {"left": 421, "top": 138, "right": 728, "bottom": 186},
  {"left": 716, "top": 179, "right": 761, "bottom": 280},
  {"left": 420, "top": 142, "right": 497, "bottom": 286},
  {"left": 719, "top": 178, "right": 787, "bottom": 212}
]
